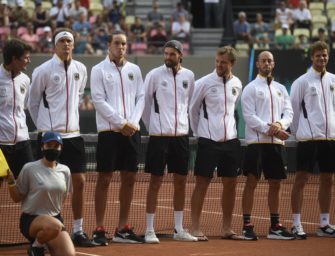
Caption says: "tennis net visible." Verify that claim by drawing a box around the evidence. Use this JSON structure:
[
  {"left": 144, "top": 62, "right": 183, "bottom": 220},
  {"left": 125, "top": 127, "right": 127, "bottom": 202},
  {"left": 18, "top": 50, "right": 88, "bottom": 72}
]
[{"left": 0, "top": 135, "right": 333, "bottom": 245}]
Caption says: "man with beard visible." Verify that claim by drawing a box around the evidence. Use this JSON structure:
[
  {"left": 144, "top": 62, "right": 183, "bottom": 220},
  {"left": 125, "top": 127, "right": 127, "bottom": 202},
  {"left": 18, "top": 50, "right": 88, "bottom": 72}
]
[
  {"left": 189, "top": 46, "right": 244, "bottom": 241},
  {"left": 241, "top": 51, "right": 294, "bottom": 241},
  {"left": 142, "top": 40, "right": 197, "bottom": 243},
  {"left": 90, "top": 30, "right": 145, "bottom": 245},
  {"left": 290, "top": 41, "right": 335, "bottom": 239},
  {"left": 28, "top": 28, "right": 95, "bottom": 247}
]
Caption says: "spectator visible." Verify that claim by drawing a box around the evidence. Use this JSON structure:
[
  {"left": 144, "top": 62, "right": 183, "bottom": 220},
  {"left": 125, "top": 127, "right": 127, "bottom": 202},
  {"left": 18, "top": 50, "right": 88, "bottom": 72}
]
[
  {"left": 116, "top": 15, "right": 129, "bottom": 34},
  {"left": 312, "top": 27, "right": 329, "bottom": 44},
  {"left": 233, "top": 11, "right": 252, "bottom": 44},
  {"left": 50, "top": 0, "right": 70, "bottom": 28},
  {"left": 92, "top": 27, "right": 109, "bottom": 55},
  {"left": 171, "top": 2, "right": 189, "bottom": 22},
  {"left": 72, "top": 12, "right": 91, "bottom": 33},
  {"left": 251, "top": 13, "right": 270, "bottom": 47},
  {"left": 39, "top": 26, "right": 54, "bottom": 53},
  {"left": 106, "top": 0, "right": 122, "bottom": 26},
  {"left": 147, "top": 0, "right": 165, "bottom": 28},
  {"left": 171, "top": 13, "right": 191, "bottom": 43},
  {"left": 275, "top": 1, "right": 293, "bottom": 29},
  {"left": 32, "top": 2, "right": 50, "bottom": 33},
  {"left": 0, "top": 0, "right": 10, "bottom": 28},
  {"left": 79, "top": 94, "right": 94, "bottom": 111},
  {"left": 275, "top": 23, "right": 295, "bottom": 49},
  {"left": 21, "top": 22, "right": 40, "bottom": 52},
  {"left": 204, "top": 0, "right": 221, "bottom": 28},
  {"left": 9, "top": 0, "right": 29, "bottom": 27},
  {"left": 74, "top": 31, "right": 95, "bottom": 54},
  {"left": 69, "top": 0, "right": 87, "bottom": 22},
  {"left": 129, "top": 16, "right": 146, "bottom": 43},
  {"left": 147, "top": 23, "right": 168, "bottom": 54},
  {"left": 294, "top": 33, "right": 310, "bottom": 49},
  {"left": 292, "top": 0, "right": 311, "bottom": 30}
]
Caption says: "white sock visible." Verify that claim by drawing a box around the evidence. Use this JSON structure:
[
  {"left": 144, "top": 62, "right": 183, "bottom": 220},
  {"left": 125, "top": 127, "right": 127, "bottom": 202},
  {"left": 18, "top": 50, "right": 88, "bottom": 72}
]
[
  {"left": 320, "top": 213, "right": 329, "bottom": 227},
  {"left": 73, "top": 218, "right": 83, "bottom": 233},
  {"left": 32, "top": 239, "right": 44, "bottom": 248},
  {"left": 146, "top": 213, "right": 155, "bottom": 232},
  {"left": 174, "top": 211, "right": 183, "bottom": 233},
  {"left": 292, "top": 213, "right": 301, "bottom": 227}
]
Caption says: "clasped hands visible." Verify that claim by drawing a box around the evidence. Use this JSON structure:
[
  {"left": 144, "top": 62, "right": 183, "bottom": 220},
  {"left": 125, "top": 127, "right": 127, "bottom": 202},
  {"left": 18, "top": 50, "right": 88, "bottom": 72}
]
[
  {"left": 267, "top": 122, "right": 290, "bottom": 140},
  {"left": 120, "top": 122, "right": 137, "bottom": 137}
]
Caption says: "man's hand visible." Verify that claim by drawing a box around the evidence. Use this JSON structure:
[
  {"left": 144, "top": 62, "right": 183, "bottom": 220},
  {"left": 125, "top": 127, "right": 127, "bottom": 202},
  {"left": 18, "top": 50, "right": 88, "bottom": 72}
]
[
  {"left": 120, "top": 123, "right": 137, "bottom": 136},
  {"left": 267, "top": 122, "right": 282, "bottom": 136},
  {"left": 274, "top": 130, "right": 290, "bottom": 140}
]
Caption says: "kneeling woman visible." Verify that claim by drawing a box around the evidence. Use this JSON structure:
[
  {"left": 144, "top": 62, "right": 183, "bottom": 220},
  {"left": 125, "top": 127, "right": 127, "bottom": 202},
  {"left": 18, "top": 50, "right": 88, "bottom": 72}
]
[{"left": 6, "top": 131, "right": 75, "bottom": 256}]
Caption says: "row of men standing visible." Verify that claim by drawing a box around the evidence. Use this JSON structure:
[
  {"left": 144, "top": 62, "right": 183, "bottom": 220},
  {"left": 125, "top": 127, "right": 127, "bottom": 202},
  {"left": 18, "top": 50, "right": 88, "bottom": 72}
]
[{"left": 1, "top": 29, "right": 334, "bottom": 251}]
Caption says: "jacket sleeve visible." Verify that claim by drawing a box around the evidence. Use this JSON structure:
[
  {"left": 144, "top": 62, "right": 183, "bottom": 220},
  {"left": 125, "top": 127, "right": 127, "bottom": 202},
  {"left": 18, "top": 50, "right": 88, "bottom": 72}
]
[
  {"left": 241, "top": 84, "right": 269, "bottom": 134},
  {"left": 278, "top": 86, "right": 293, "bottom": 130},
  {"left": 90, "top": 66, "right": 126, "bottom": 129},
  {"left": 289, "top": 79, "right": 303, "bottom": 136},
  {"left": 141, "top": 71, "right": 155, "bottom": 131},
  {"left": 128, "top": 67, "right": 145, "bottom": 129},
  {"left": 28, "top": 67, "right": 44, "bottom": 126},
  {"left": 189, "top": 80, "right": 204, "bottom": 137}
]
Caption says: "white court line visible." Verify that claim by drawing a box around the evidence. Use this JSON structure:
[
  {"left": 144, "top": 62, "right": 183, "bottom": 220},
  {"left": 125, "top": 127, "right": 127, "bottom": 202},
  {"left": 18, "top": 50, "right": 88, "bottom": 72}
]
[{"left": 76, "top": 252, "right": 102, "bottom": 256}]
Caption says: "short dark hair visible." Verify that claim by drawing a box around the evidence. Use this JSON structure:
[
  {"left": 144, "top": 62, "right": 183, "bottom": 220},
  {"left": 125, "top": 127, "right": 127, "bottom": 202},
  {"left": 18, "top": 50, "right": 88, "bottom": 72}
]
[
  {"left": 52, "top": 28, "right": 74, "bottom": 44},
  {"left": 310, "top": 41, "right": 329, "bottom": 57},
  {"left": 108, "top": 30, "right": 127, "bottom": 43},
  {"left": 2, "top": 39, "right": 32, "bottom": 65}
]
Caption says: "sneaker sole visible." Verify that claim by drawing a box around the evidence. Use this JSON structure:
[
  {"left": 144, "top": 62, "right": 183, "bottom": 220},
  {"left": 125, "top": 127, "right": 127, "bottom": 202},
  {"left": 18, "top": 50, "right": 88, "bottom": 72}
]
[
  {"left": 112, "top": 237, "right": 144, "bottom": 243},
  {"left": 145, "top": 239, "right": 160, "bottom": 244},
  {"left": 173, "top": 237, "right": 198, "bottom": 242},
  {"left": 316, "top": 231, "right": 335, "bottom": 238},
  {"left": 243, "top": 236, "right": 259, "bottom": 241},
  {"left": 293, "top": 234, "right": 307, "bottom": 240},
  {"left": 267, "top": 234, "right": 295, "bottom": 240},
  {"left": 92, "top": 241, "right": 109, "bottom": 246}
]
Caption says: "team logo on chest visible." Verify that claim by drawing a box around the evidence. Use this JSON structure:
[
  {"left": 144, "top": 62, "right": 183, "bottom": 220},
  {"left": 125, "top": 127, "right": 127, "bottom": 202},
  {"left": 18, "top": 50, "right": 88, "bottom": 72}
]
[
  {"left": 74, "top": 73, "right": 80, "bottom": 80},
  {"left": 128, "top": 73, "right": 134, "bottom": 81},
  {"left": 232, "top": 88, "right": 237, "bottom": 96},
  {"left": 277, "top": 91, "right": 281, "bottom": 97},
  {"left": 53, "top": 74, "right": 61, "bottom": 84},
  {"left": 330, "top": 85, "right": 334, "bottom": 91},
  {"left": 161, "top": 80, "right": 168, "bottom": 87},
  {"left": 182, "top": 80, "right": 188, "bottom": 89},
  {"left": 20, "top": 85, "right": 25, "bottom": 94}
]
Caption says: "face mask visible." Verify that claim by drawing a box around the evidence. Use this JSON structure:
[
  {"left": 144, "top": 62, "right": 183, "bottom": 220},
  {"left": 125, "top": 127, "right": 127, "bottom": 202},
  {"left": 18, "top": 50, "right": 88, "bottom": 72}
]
[{"left": 42, "top": 149, "right": 61, "bottom": 162}]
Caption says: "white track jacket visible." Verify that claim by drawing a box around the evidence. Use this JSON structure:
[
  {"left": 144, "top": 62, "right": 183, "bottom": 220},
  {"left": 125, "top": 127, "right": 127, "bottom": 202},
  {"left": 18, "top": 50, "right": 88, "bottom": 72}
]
[
  {"left": 142, "top": 64, "right": 194, "bottom": 136},
  {"left": 290, "top": 67, "right": 335, "bottom": 141},
  {"left": 0, "top": 65, "right": 30, "bottom": 144},
  {"left": 189, "top": 71, "right": 242, "bottom": 142},
  {"left": 28, "top": 54, "right": 87, "bottom": 138},
  {"left": 90, "top": 57, "right": 144, "bottom": 132},
  {"left": 241, "top": 75, "right": 293, "bottom": 145}
]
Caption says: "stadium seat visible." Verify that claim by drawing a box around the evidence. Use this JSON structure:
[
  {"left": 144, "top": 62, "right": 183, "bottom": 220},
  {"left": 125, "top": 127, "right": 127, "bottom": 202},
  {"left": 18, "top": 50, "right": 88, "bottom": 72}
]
[
  {"left": 309, "top": 2, "right": 324, "bottom": 11},
  {"left": 327, "top": 9, "right": 335, "bottom": 20},
  {"left": 311, "top": 15, "right": 328, "bottom": 29},
  {"left": 310, "top": 9, "right": 322, "bottom": 17},
  {"left": 293, "top": 28, "right": 310, "bottom": 38},
  {"left": 125, "top": 15, "right": 135, "bottom": 26},
  {"left": 275, "top": 28, "right": 292, "bottom": 36},
  {"left": 311, "top": 27, "right": 328, "bottom": 38},
  {"left": 89, "top": 2, "right": 103, "bottom": 16},
  {"left": 326, "top": 2, "right": 335, "bottom": 11},
  {"left": 41, "top": 1, "right": 52, "bottom": 10},
  {"left": 235, "top": 42, "right": 249, "bottom": 57}
]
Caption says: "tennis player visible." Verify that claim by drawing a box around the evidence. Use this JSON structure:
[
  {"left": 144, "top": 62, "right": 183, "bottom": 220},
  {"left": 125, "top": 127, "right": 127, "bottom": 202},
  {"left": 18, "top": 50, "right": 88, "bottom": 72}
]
[
  {"left": 189, "top": 46, "right": 243, "bottom": 241},
  {"left": 90, "top": 30, "right": 145, "bottom": 245},
  {"left": 241, "top": 51, "right": 294, "bottom": 240},
  {"left": 0, "top": 39, "right": 34, "bottom": 178},
  {"left": 6, "top": 131, "right": 75, "bottom": 256},
  {"left": 290, "top": 41, "right": 335, "bottom": 239},
  {"left": 28, "top": 28, "right": 94, "bottom": 247},
  {"left": 142, "top": 40, "right": 197, "bottom": 243}
]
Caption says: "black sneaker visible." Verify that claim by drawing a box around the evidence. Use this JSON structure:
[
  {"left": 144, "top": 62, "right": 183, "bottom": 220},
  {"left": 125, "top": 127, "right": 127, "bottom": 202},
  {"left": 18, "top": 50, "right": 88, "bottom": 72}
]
[
  {"left": 267, "top": 224, "right": 295, "bottom": 240},
  {"left": 112, "top": 225, "right": 144, "bottom": 243},
  {"left": 316, "top": 224, "right": 335, "bottom": 237},
  {"left": 27, "top": 245, "right": 45, "bottom": 256},
  {"left": 72, "top": 231, "right": 96, "bottom": 247},
  {"left": 242, "top": 224, "right": 258, "bottom": 241},
  {"left": 93, "top": 228, "right": 109, "bottom": 246}
]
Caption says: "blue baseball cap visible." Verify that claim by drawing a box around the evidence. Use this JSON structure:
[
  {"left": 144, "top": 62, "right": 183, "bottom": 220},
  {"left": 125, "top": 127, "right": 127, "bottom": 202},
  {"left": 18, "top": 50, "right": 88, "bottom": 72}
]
[{"left": 41, "top": 131, "right": 63, "bottom": 145}]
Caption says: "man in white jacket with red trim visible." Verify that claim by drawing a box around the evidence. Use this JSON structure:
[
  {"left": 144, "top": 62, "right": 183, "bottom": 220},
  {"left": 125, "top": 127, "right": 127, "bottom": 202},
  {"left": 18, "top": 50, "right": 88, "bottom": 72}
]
[
  {"left": 241, "top": 51, "right": 294, "bottom": 241},
  {"left": 142, "top": 40, "right": 197, "bottom": 243},
  {"left": 28, "top": 28, "right": 95, "bottom": 247},
  {"left": 90, "top": 31, "right": 145, "bottom": 245},
  {"left": 290, "top": 41, "right": 335, "bottom": 239},
  {"left": 189, "top": 46, "right": 243, "bottom": 241}
]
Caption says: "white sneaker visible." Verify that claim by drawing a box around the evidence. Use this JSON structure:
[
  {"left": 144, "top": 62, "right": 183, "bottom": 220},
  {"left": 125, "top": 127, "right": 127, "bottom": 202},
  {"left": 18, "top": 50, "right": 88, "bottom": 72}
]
[
  {"left": 173, "top": 229, "right": 198, "bottom": 242},
  {"left": 291, "top": 224, "right": 307, "bottom": 239},
  {"left": 145, "top": 230, "right": 160, "bottom": 244},
  {"left": 316, "top": 224, "right": 335, "bottom": 237}
]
